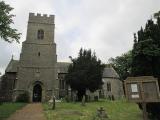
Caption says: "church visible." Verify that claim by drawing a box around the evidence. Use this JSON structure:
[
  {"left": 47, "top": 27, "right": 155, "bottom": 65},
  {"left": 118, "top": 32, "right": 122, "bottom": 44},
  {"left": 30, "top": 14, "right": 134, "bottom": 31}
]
[{"left": 0, "top": 13, "right": 123, "bottom": 102}]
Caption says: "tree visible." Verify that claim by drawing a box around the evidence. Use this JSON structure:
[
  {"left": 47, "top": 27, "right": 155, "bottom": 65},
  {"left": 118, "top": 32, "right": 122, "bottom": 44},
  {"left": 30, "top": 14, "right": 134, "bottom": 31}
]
[
  {"left": 108, "top": 50, "right": 132, "bottom": 81},
  {"left": 131, "top": 13, "right": 160, "bottom": 119},
  {"left": 65, "top": 48, "right": 105, "bottom": 101},
  {"left": 154, "top": 10, "right": 160, "bottom": 19},
  {"left": 0, "top": 1, "right": 20, "bottom": 43},
  {"left": 132, "top": 18, "right": 160, "bottom": 77}
]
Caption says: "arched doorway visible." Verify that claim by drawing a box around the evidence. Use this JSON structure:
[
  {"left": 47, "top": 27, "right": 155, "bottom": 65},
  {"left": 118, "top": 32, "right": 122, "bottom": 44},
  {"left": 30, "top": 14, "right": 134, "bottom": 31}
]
[{"left": 33, "top": 84, "right": 42, "bottom": 102}]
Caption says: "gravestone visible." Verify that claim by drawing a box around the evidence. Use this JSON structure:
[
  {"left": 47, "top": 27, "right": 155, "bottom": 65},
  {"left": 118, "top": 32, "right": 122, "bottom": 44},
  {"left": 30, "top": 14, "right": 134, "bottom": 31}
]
[
  {"left": 52, "top": 96, "right": 55, "bottom": 110},
  {"left": 81, "top": 95, "right": 86, "bottom": 106},
  {"left": 72, "top": 92, "right": 77, "bottom": 103}
]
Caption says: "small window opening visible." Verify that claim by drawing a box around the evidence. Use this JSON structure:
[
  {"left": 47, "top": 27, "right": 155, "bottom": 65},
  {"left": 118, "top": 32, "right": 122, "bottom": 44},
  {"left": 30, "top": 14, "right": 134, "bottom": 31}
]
[
  {"left": 36, "top": 68, "right": 40, "bottom": 73},
  {"left": 38, "top": 52, "right": 40, "bottom": 56}
]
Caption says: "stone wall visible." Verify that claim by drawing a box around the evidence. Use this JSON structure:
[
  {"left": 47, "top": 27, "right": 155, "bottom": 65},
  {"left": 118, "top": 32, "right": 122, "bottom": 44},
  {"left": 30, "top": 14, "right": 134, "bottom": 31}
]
[
  {"left": 15, "top": 13, "right": 57, "bottom": 102},
  {"left": 0, "top": 73, "right": 16, "bottom": 102},
  {"left": 102, "top": 78, "right": 124, "bottom": 99}
]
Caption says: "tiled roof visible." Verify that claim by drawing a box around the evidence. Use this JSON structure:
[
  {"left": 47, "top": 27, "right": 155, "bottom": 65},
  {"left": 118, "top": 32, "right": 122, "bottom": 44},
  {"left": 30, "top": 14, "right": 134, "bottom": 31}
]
[
  {"left": 5, "top": 59, "right": 19, "bottom": 73},
  {"left": 56, "top": 62, "right": 71, "bottom": 73},
  {"left": 102, "top": 67, "right": 119, "bottom": 78}
]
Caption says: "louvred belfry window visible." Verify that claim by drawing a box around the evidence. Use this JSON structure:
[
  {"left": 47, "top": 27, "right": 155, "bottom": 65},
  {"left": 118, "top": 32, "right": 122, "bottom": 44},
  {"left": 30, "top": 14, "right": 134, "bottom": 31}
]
[{"left": 37, "top": 29, "right": 44, "bottom": 40}]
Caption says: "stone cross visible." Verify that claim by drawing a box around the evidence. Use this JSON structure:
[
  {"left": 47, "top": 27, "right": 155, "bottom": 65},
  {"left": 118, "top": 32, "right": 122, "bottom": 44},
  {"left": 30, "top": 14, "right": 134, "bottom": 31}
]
[{"left": 96, "top": 107, "right": 108, "bottom": 119}]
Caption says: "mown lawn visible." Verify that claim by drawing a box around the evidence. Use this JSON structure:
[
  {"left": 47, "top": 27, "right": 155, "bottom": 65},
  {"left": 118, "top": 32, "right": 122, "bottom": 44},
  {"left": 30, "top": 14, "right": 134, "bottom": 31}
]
[
  {"left": 0, "top": 103, "right": 26, "bottom": 120},
  {"left": 43, "top": 99, "right": 142, "bottom": 120}
]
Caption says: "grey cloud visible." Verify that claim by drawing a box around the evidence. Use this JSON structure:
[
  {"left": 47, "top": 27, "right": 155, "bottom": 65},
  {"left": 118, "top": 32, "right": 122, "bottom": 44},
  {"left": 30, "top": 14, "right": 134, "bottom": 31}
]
[{"left": 1, "top": 0, "right": 160, "bottom": 74}]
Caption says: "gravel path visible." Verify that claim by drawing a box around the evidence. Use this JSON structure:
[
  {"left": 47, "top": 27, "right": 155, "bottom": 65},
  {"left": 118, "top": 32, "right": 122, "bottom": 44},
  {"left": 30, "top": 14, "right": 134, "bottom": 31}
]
[{"left": 6, "top": 103, "right": 46, "bottom": 120}]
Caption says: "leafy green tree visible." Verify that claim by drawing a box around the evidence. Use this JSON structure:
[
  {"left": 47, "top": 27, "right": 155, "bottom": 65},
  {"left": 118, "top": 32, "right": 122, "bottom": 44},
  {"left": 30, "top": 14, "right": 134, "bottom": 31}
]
[
  {"left": 154, "top": 10, "right": 160, "bottom": 19},
  {"left": 65, "top": 48, "right": 105, "bottom": 101},
  {"left": 108, "top": 50, "right": 132, "bottom": 81},
  {"left": 0, "top": 1, "right": 21, "bottom": 43},
  {"left": 131, "top": 13, "right": 160, "bottom": 119},
  {"left": 132, "top": 18, "right": 160, "bottom": 77}
]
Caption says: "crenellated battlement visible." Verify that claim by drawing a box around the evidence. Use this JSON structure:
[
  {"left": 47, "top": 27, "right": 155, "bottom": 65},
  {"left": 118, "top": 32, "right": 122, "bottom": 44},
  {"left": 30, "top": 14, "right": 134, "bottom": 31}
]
[{"left": 29, "top": 13, "right": 54, "bottom": 24}]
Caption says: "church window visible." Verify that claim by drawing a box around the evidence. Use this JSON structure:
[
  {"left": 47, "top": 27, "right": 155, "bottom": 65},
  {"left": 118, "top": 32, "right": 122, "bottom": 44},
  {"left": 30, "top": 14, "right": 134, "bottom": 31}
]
[
  {"left": 37, "top": 29, "right": 44, "bottom": 40},
  {"left": 13, "top": 78, "right": 17, "bottom": 89},
  {"left": 107, "top": 82, "right": 111, "bottom": 92},
  {"left": 58, "top": 73, "right": 66, "bottom": 90},
  {"left": 38, "top": 52, "right": 40, "bottom": 56}
]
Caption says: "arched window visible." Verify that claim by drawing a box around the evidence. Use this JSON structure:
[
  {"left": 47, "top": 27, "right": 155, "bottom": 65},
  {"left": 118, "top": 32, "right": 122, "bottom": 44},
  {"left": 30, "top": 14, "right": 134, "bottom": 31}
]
[
  {"left": 107, "top": 82, "right": 111, "bottom": 92},
  {"left": 37, "top": 29, "right": 44, "bottom": 40}
]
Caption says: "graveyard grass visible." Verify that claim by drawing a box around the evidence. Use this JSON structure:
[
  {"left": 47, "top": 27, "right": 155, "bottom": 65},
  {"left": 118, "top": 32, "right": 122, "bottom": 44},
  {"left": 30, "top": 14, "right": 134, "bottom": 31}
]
[
  {"left": 43, "top": 99, "right": 142, "bottom": 120},
  {"left": 0, "top": 103, "right": 26, "bottom": 120}
]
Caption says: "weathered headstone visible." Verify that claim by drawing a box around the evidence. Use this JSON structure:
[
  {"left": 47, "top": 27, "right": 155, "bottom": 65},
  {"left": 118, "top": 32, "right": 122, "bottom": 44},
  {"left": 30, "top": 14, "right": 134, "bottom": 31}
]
[
  {"left": 72, "top": 92, "right": 77, "bottom": 103},
  {"left": 52, "top": 96, "right": 55, "bottom": 110},
  {"left": 81, "top": 95, "right": 86, "bottom": 106}
]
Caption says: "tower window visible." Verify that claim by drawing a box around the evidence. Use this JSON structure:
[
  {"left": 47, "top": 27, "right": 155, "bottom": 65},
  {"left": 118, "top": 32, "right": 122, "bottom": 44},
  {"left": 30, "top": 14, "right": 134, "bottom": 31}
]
[
  {"left": 37, "top": 29, "right": 44, "bottom": 40},
  {"left": 38, "top": 52, "right": 40, "bottom": 56}
]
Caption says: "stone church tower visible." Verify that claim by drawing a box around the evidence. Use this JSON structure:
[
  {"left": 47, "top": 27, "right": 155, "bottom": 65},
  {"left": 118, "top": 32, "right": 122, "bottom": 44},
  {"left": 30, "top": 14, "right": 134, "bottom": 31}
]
[
  {"left": 14, "top": 13, "right": 57, "bottom": 102},
  {"left": 0, "top": 13, "right": 124, "bottom": 103}
]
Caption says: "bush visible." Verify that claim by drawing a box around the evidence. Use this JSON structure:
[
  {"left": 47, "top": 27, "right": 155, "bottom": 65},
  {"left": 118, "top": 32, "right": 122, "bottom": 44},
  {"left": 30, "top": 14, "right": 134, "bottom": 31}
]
[
  {"left": 0, "top": 97, "right": 3, "bottom": 105},
  {"left": 16, "top": 91, "right": 29, "bottom": 102},
  {"left": 138, "top": 103, "right": 160, "bottom": 119},
  {"left": 64, "top": 95, "right": 70, "bottom": 102}
]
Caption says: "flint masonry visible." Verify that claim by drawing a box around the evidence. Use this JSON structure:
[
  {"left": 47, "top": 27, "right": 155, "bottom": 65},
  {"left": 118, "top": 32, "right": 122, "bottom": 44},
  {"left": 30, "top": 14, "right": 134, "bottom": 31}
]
[
  {"left": 0, "top": 13, "right": 124, "bottom": 102},
  {"left": 14, "top": 13, "right": 57, "bottom": 102}
]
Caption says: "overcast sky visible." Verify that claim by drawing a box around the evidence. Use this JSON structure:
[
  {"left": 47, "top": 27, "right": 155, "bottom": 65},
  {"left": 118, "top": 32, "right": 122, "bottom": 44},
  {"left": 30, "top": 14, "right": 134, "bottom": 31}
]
[{"left": 0, "top": 0, "right": 160, "bottom": 74}]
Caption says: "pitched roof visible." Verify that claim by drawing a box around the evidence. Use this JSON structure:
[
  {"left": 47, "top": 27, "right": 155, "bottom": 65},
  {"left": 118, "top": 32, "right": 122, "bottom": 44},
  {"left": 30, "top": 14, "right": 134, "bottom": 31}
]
[
  {"left": 102, "top": 66, "right": 119, "bottom": 78},
  {"left": 56, "top": 62, "right": 71, "bottom": 73},
  {"left": 5, "top": 59, "right": 19, "bottom": 73}
]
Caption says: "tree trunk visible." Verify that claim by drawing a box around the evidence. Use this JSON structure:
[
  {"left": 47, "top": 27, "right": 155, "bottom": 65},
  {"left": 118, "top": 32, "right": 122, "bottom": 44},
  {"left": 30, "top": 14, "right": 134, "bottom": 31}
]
[{"left": 77, "top": 90, "right": 86, "bottom": 101}]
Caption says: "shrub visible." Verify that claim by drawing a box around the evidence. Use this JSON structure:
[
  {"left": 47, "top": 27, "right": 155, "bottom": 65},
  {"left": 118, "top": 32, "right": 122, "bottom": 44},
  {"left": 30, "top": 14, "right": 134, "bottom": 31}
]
[{"left": 16, "top": 91, "right": 29, "bottom": 102}]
